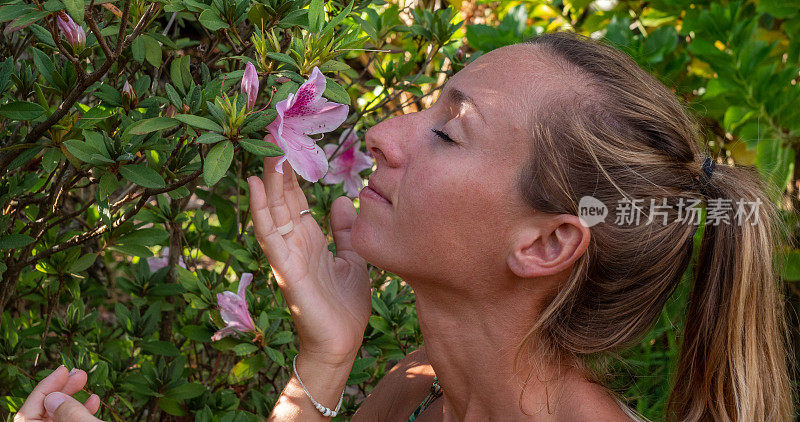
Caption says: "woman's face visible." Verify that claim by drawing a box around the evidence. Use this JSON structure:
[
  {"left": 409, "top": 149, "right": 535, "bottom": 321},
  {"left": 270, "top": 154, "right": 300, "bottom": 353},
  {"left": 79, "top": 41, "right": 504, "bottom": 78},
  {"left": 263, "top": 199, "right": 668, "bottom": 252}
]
[{"left": 351, "top": 44, "right": 552, "bottom": 285}]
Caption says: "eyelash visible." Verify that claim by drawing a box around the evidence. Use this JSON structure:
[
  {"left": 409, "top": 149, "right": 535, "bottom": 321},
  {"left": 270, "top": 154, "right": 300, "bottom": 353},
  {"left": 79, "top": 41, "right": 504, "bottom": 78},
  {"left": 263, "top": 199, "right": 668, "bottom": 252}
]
[{"left": 431, "top": 128, "right": 456, "bottom": 144}]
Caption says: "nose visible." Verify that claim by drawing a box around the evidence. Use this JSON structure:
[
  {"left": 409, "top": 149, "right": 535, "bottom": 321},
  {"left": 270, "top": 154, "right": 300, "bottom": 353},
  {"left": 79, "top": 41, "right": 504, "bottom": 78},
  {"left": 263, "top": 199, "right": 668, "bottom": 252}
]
[{"left": 364, "top": 114, "right": 412, "bottom": 168}]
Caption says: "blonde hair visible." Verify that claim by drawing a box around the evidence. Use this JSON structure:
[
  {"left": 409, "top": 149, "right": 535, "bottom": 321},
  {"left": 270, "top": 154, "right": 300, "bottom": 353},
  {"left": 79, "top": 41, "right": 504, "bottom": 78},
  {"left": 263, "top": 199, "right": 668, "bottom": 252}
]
[{"left": 511, "top": 32, "right": 793, "bottom": 421}]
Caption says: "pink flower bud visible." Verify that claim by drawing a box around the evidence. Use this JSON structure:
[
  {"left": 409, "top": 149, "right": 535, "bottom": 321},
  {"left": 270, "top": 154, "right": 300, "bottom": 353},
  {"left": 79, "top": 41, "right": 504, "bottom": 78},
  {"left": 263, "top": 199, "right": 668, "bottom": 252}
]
[
  {"left": 241, "top": 62, "right": 259, "bottom": 110},
  {"left": 122, "top": 81, "right": 137, "bottom": 109},
  {"left": 56, "top": 13, "right": 85, "bottom": 50}
]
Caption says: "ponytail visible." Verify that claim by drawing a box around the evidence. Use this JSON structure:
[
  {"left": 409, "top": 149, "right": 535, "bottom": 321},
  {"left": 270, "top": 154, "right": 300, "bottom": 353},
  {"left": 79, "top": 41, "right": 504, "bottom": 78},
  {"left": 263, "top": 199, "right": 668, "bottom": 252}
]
[{"left": 668, "top": 162, "right": 793, "bottom": 421}]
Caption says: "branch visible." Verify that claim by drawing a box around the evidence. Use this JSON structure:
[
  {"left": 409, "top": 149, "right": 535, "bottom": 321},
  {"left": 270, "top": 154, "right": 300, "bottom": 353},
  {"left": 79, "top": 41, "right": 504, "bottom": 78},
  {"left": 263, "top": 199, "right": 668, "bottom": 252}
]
[
  {"left": 115, "top": 0, "right": 132, "bottom": 56},
  {"left": 17, "top": 167, "right": 203, "bottom": 269},
  {"left": 85, "top": 6, "right": 114, "bottom": 59}
]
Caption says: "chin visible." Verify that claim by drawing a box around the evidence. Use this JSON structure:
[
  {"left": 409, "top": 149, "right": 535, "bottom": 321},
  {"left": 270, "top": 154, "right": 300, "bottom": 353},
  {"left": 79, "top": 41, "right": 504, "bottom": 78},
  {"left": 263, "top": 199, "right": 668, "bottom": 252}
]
[{"left": 351, "top": 215, "right": 391, "bottom": 270}]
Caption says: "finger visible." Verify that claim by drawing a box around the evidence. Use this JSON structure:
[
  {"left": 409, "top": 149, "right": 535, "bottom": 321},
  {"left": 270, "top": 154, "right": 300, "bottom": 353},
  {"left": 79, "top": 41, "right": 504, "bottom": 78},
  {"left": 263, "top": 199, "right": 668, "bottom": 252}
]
[
  {"left": 263, "top": 157, "right": 294, "bottom": 231},
  {"left": 16, "top": 365, "right": 69, "bottom": 417},
  {"left": 84, "top": 394, "right": 101, "bottom": 415},
  {"left": 60, "top": 369, "right": 88, "bottom": 396},
  {"left": 331, "top": 196, "right": 364, "bottom": 263},
  {"left": 282, "top": 162, "right": 307, "bottom": 216},
  {"left": 45, "top": 392, "right": 102, "bottom": 422},
  {"left": 248, "top": 175, "right": 290, "bottom": 266}
]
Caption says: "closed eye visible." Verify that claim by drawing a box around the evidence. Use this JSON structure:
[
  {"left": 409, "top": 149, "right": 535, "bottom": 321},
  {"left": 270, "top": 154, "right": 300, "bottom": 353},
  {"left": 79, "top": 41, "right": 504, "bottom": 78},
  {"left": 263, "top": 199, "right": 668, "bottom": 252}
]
[{"left": 432, "top": 128, "right": 456, "bottom": 144}]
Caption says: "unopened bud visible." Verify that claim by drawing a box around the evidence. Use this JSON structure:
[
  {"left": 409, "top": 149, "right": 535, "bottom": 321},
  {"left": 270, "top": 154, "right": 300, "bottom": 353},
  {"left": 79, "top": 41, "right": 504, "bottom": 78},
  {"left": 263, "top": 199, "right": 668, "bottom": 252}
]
[
  {"left": 56, "top": 12, "right": 86, "bottom": 50},
  {"left": 121, "top": 81, "right": 137, "bottom": 109},
  {"left": 165, "top": 104, "right": 177, "bottom": 117},
  {"left": 241, "top": 62, "right": 259, "bottom": 110}
]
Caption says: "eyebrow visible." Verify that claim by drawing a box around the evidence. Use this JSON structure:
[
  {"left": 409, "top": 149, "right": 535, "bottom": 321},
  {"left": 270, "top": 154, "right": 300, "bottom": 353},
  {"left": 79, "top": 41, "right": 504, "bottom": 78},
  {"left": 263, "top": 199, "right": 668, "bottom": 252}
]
[{"left": 444, "top": 85, "right": 486, "bottom": 123}]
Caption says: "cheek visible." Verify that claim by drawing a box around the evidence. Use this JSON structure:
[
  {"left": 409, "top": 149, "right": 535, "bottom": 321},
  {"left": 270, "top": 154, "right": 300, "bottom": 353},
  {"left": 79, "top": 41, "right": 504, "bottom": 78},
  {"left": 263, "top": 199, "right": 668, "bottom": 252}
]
[{"left": 398, "top": 163, "right": 507, "bottom": 257}]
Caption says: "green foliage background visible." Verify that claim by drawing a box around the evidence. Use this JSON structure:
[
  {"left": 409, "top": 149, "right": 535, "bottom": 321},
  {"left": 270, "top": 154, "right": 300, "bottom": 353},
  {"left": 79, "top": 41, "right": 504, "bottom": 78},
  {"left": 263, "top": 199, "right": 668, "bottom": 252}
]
[{"left": 1, "top": 0, "right": 800, "bottom": 420}]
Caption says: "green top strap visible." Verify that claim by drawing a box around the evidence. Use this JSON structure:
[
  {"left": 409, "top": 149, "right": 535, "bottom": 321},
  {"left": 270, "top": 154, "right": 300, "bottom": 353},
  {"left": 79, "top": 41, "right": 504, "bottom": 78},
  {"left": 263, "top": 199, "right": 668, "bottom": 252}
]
[{"left": 406, "top": 377, "right": 442, "bottom": 422}]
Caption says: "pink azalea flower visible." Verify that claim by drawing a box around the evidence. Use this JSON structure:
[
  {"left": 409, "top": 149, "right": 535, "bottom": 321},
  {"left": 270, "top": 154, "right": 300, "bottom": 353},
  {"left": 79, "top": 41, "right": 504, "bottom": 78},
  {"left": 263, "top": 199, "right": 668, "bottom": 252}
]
[
  {"left": 241, "top": 62, "right": 259, "bottom": 110},
  {"left": 211, "top": 273, "right": 256, "bottom": 341},
  {"left": 265, "top": 67, "right": 349, "bottom": 183},
  {"left": 321, "top": 129, "right": 374, "bottom": 197},
  {"left": 146, "top": 246, "right": 187, "bottom": 273},
  {"left": 56, "top": 13, "right": 85, "bottom": 50}
]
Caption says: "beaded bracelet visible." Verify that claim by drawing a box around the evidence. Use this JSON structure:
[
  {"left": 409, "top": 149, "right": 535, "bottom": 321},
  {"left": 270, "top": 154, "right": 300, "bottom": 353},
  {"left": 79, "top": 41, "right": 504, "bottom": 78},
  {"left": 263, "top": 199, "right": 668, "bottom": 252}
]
[{"left": 293, "top": 354, "right": 345, "bottom": 418}]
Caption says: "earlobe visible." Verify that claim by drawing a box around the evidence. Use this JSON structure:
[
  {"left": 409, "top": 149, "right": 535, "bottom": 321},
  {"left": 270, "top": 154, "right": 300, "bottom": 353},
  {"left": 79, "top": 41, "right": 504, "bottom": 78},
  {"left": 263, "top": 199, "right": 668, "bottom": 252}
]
[{"left": 507, "top": 215, "right": 590, "bottom": 279}]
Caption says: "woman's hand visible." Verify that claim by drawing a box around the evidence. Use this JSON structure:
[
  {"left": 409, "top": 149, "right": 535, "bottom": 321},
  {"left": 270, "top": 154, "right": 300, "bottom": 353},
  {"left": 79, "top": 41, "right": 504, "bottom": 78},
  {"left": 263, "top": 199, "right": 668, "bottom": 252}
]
[
  {"left": 14, "top": 365, "right": 103, "bottom": 422},
  {"left": 248, "top": 157, "right": 371, "bottom": 365}
]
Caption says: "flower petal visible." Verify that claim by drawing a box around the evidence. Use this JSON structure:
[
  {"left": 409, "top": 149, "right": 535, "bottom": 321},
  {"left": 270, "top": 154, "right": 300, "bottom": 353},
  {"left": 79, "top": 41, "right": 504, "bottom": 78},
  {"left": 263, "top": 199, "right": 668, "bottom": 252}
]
[
  {"left": 284, "top": 143, "right": 330, "bottom": 183},
  {"left": 286, "top": 67, "right": 326, "bottom": 114},
  {"left": 283, "top": 101, "right": 349, "bottom": 135},
  {"left": 237, "top": 273, "right": 253, "bottom": 298},
  {"left": 343, "top": 174, "right": 364, "bottom": 197}
]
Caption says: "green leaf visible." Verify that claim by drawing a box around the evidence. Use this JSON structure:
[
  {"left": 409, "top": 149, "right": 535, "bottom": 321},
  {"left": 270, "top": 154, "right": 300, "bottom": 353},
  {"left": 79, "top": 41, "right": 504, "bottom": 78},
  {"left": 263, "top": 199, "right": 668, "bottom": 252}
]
[
  {"left": 0, "top": 4, "right": 36, "bottom": 24},
  {"left": 62, "top": 0, "right": 83, "bottom": 23},
  {"left": 229, "top": 355, "right": 266, "bottom": 383},
  {"left": 128, "top": 117, "right": 178, "bottom": 135},
  {"left": 0, "top": 101, "right": 45, "bottom": 120},
  {"left": 164, "top": 83, "right": 182, "bottom": 108},
  {"left": 142, "top": 340, "right": 180, "bottom": 356},
  {"left": 97, "top": 172, "right": 119, "bottom": 200},
  {"left": 109, "top": 243, "right": 153, "bottom": 258},
  {"left": 158, "top": 397, "right": 185, "bottom": 416},
  {"left": 238, "top": 139, "right": 283, "bottom": 157},
  {"left": 174, "top": 114, "right": 223, "bottom": 132},
  {"left": 0, "top": 234, "right": 35, "bottom": 250},
  {"left": 32, "top": 47, "right": 57, "bottom": 86},
  {"left": 170, "top": 55, "right": 192, "bottom": 94},
  {"left": 69, "top": 253, "right": 97, "bottom": 273},
  {"left": 368, "top": 315, "right": 393, "bottom": 336},
  {"left": 757, "top": 0, "right": 800, "bottom": 19},
  {"left": 180, "top": 324, "right": 213, "bottom": 342},
  {"left": 782, "top": 250, "right": 800, "bottom": 281},
  {"left": 240, "top": 109, "right": 277, "bottom": 135},
  {"left": 203, "top": 141, "right": 234, "bottom": 186},
  {"left": 319, "top": 60, "right": 351, "bottom": 72},
  {"left": 119, "top": 164, "right": 166, "bottom": 189},
  {"left": 269, "top": 330, "right": 294, "bottom": 346},
  {"left": 4, "top": 10, "right": 49, "bottom": 33},
  {"left": 321, "top": 0, "right": 352, "bottom": 35},
  {"left": 265, "top": 52, "right": 299, "bottom": 69},
  {"left": 131, "top": 36, "right": 145, "bottom": 63},
  {"left": 165, "top": 382, "right": 206, "bottom": 401},
  {"left": 142, "top": 34, "right": 162, "bottom": 67},
  {"left": 199, "top": 9, "right": 228, "bottom": 31},
  {"left": 196, "top": 132, "right": 227, "bottom": 144},
  {"left": 307, "top": 0, "right": 324, "bottom": 33},
  {"left": 63, "top": 139, "right": 100, "bottom": 164},
  {"left": 117, "top": 227, "right": 169, "bottom": 246},
  {"left": 264, "top": 346, "right": 285, "bottom": 365},
  {"left": 323, "top": 77, "right": 350, "bottom": 105},
  {"left": 232, "top": 343, "right": 259, "bottom": 355}
]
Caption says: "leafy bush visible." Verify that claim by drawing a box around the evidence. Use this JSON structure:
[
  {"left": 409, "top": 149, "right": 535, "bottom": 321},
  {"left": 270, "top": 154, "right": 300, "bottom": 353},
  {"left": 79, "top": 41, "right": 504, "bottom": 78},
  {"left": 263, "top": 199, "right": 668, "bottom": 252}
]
[{"left": 1, "top": 0, "right": 799, "bottom": 420}]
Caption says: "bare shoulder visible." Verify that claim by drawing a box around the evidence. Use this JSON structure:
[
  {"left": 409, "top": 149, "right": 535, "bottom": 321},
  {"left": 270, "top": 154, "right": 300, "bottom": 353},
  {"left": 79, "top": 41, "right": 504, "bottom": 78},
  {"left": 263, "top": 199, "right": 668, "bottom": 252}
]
[
  {"left": 351, "top": 346, "right": 436, "bottom": 422},
  {"left": 555, "top": 379, "right": 635, "bottom": 422}
]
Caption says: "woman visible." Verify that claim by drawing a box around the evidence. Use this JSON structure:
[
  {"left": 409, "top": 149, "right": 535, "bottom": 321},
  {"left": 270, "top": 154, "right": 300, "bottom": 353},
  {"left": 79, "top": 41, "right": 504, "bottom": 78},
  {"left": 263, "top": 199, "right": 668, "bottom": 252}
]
[
  {"left": 16, "top": 32, "right": 792, "bottom": 421},
  {"left": 253, "top": 32, "right": 792, "bottom": 421}
]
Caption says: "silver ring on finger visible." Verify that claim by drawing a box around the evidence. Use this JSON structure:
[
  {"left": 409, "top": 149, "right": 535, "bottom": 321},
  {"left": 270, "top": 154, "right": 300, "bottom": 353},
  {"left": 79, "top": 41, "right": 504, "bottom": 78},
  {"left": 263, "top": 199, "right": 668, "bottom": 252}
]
[
  {"left": 277, "top": 221, "right": 294, "bottom": 236},
  {"left": 299, "top": 209, "right": 311, "bottom": 216}
]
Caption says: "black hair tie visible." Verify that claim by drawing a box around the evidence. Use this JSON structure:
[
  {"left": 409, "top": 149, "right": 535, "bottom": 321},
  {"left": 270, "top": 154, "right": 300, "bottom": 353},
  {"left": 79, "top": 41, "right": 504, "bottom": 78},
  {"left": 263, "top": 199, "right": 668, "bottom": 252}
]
[
  {"left": 702, "top": 157, "right": 715, "bottom": 179},
  {"left": 699, "top": 157, "right": 715, "bottom": 196}
]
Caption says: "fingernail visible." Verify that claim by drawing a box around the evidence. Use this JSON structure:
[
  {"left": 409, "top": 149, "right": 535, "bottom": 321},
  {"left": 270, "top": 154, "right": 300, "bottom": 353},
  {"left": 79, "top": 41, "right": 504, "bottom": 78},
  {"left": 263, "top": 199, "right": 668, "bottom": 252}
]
[
  {"left": 68, "top": 368, "right": 80, "bottom": 377},
  {"left": 44, "top": 392, "right": 67, "bottom": 416}
]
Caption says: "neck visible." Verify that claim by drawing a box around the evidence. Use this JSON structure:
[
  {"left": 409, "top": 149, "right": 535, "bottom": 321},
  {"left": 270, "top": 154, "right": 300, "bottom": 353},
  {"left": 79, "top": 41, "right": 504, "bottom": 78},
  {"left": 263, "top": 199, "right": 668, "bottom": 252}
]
[{"left": 409, "top": 274, "right": 581, "bottom": 420}]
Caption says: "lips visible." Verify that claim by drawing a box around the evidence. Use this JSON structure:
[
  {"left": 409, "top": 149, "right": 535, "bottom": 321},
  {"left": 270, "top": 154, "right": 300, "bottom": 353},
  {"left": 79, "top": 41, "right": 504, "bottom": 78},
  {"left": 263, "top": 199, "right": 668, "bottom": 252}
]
[{"left": 366, "top": 180, "right": 391, "bottom": 204}]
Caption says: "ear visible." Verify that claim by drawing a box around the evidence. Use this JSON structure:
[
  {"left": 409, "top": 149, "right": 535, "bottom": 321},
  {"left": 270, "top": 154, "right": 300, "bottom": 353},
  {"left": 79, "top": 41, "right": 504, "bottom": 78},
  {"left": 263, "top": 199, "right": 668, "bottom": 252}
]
[{"left": 507, "top": 214, "right": 590, "bottom": 279}]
